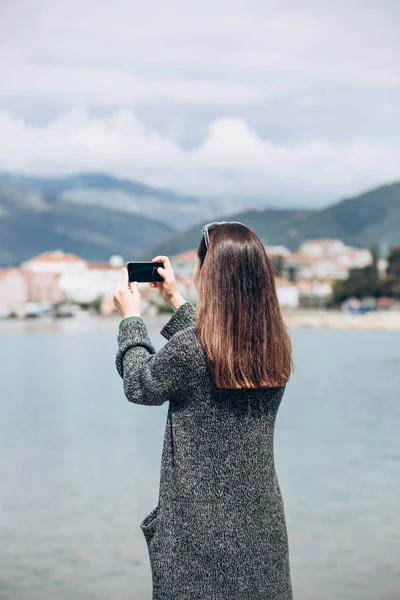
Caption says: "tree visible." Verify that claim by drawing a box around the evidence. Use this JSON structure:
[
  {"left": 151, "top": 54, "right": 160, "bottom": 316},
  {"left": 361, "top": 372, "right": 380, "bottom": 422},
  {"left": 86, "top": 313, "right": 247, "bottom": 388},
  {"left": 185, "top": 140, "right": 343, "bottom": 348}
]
[
  {"left": 385, "top": 246, "right": 400, "bottom": 298},
  {"left": 272, "top": 254, "right": 285, "bottom": 277},
  {"left": 287, "top": 265, "right": 297, "bottom": 283},
  {"left": 332, "top": 243, "right": 383, "bottom": 303}
]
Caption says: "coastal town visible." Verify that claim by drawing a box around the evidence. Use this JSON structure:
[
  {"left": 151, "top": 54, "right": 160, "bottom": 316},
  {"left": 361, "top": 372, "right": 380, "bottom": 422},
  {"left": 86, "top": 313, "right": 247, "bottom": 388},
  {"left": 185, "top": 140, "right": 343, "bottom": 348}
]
[{"left": 0, "top": 238, "right": 399, "bottom": 329}]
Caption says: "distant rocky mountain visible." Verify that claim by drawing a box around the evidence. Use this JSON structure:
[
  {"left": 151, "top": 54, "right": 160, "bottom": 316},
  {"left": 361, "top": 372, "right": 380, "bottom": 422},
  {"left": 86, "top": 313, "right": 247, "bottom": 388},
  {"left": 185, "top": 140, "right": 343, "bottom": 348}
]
[
  {"left": 145, "top": 182, "right": 400, "bottom": 257},
  {"left": 0, "top": 183, "right": 176, "bottom": 266},
  {"left": 0, "top": 172, "right": 244, "bottom": 232},
  {"left": 1, "top": 173, "right": 399, "bottom": 267},
  {"left": 143, "top": 209, "right": 313, "bottom": 258}
]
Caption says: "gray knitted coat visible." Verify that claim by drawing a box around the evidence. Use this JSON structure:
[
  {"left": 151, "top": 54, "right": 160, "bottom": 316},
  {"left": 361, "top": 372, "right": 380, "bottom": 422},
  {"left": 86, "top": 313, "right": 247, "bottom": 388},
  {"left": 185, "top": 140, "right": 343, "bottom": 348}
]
[{"left": 115, "top": 301, "right": 293, "bottom": 600}]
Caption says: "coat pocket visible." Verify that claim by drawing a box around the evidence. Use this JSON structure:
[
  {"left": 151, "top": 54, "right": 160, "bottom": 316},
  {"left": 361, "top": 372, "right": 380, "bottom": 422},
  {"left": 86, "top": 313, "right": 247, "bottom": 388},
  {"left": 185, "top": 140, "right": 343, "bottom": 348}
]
[{"left": 140, "top": 504, "right": 160, "bottom": 547}]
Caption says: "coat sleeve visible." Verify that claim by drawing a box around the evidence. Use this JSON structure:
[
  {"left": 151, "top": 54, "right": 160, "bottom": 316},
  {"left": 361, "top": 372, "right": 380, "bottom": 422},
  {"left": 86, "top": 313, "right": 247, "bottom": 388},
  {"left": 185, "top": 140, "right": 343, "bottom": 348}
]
[
  {"left": 115, "top": 319, "right": 189, "bottom": 405},
  {"left": 160, "top": 300, "right": 197, "bottom": 340}
]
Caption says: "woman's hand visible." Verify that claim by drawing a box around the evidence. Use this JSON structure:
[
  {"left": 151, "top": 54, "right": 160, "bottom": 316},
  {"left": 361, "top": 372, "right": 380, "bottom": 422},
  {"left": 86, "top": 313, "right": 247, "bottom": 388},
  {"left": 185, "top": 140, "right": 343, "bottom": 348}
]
[
  {"left": 113, "top": 266, "right": 141, "bottom": 319},
  {"left": 150, "top": 255, "right": 186, "bottom": 310}
]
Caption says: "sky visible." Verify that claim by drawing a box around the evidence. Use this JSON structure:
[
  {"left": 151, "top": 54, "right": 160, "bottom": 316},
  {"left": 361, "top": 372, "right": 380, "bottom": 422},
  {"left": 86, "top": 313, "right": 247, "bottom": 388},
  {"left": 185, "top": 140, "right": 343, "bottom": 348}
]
[{"left": 0, "top": 0, "right": 399, "bottom": 206}]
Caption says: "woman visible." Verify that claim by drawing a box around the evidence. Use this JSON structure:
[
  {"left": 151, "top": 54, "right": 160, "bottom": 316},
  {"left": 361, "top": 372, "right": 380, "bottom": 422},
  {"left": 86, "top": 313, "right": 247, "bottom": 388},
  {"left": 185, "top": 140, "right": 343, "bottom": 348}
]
[{"left": 113, "top": 221, "right": 294, "bottom": 600}]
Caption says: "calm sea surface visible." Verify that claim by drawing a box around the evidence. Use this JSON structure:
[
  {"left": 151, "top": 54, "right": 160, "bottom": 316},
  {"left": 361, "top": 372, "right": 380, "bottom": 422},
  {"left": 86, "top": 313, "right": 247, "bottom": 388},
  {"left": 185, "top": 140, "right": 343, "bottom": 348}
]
[{"left": 0, "top": 316, "right": 399, "bottom": 600}]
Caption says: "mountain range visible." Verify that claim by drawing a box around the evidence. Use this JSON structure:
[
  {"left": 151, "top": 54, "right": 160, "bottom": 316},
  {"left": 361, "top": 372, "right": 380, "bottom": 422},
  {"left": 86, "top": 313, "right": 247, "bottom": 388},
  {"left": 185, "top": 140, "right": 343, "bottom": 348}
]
[
  {"left": 146, "top": 181, "right": 400, "bottom": 258},
  {"left": 0, "top": 181, "right": 175, "bottom": 266},
  {"left": 0, "top": 172, "right": 399, "bottom": 267},
  {"left": 0, "top": 172, "right": 250, "bottom": 233}
]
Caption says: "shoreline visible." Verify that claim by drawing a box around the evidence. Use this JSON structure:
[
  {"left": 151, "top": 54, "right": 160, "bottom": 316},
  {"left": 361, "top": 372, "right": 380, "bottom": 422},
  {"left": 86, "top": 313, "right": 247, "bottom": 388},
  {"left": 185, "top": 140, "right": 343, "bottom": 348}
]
[
  {"left": 1, "top": 310, "right": 400, "bottom": 332},
  {"left": 282, "top": 309, "right": 400, "bottom": 331}
]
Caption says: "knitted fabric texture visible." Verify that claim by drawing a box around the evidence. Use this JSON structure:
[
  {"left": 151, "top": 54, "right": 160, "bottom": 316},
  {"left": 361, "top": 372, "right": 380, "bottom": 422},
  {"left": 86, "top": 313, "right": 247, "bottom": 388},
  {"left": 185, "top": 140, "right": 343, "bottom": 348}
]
[{"left": 115, "top": 300, "right": 293, "bottom": 600}]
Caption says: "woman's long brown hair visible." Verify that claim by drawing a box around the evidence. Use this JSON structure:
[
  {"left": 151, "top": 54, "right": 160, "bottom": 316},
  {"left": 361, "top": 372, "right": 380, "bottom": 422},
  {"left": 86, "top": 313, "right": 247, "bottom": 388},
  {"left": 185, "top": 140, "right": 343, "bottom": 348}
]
[{"left": 196, "top": 222, "right": 293, "bottom": 389}]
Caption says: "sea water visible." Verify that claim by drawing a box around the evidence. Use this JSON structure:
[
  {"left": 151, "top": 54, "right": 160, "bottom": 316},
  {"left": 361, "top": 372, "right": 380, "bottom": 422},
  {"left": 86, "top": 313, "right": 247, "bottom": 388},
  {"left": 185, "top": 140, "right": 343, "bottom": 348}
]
[{"left": 0, "top": 318, "right": 399, "bottom": 600}]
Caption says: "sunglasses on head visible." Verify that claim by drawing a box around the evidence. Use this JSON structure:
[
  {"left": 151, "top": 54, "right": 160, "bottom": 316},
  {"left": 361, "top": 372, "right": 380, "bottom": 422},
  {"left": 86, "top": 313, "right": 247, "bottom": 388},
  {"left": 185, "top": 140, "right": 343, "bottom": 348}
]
[{"left": 201, "top": 221, "right": 246, "bottom": 249}]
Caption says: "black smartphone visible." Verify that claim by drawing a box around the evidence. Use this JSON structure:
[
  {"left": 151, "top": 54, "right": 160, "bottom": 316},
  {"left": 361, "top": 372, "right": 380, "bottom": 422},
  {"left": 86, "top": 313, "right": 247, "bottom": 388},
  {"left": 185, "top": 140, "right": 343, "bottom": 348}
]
[{"left": 126, "top": 261, "right": 164, "bottom": 283}]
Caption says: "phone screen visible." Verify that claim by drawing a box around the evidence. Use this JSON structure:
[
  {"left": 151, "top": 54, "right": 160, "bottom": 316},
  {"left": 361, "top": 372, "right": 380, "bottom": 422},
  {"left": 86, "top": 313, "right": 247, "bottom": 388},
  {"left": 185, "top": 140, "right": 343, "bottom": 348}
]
[{"left": 127, "top": 261, "right": 164, "bottom": 283}]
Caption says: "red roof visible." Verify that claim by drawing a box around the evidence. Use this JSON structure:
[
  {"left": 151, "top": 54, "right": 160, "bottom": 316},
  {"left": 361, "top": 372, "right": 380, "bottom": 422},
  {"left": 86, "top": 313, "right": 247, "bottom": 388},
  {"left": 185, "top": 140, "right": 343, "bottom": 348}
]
[
  {"left": 25, "top": 250, "right": 85, "bottom": 263},
  {"left": 0, "top": 267, "right": 15, "bottom": 280},
  {"left": 87, "top": 262, "right": 120, "bottom": 270},
  {"left": 19, "top": 268, "right": 61, "bottom": 279},
  {"left": 300, "top": 239, "right": 343, "bottom": 246},
  {"left": 171, "top": 250, "right": 197, "bottom": 262},
  {"left": 285, "top": 253, "right": 318, "bottom": 263}
]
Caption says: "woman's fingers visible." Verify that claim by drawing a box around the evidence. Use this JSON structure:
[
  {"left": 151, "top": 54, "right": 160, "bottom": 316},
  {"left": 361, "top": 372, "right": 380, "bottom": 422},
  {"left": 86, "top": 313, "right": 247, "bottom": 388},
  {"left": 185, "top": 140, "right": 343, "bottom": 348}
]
[
  {"left": 151, "top": 257, "right": 177, "bottom": 301},
  {"left": 152, "top": 256, "right": 173, "bottom": 276},
  {"left": 116, "top": 267, "right": 136, "bottom": 297},
  {"left": 121, "top": 266, "right": 129, "bottom": 288},
  {"left": 157, "top": 266, "right": 168, "bottom": 279},
  {"left": 115, "top": 271, "right": 124, "bottom": 294},
  {"left": 152, "top": 255, "right": 170, "bottom": 267}
]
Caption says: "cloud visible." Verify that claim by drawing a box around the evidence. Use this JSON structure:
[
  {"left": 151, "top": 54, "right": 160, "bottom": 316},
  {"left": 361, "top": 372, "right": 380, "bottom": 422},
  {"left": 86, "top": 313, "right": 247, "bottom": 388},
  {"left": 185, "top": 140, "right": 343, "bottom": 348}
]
[
  {"left": 0, "top": 64, "right": 265, "bottom": 106},
  {"left": 1, "top": 0, "right": 399, "bottom": 107},
  {"left": 1, "top": 1, "right": 400, "bottom": 162},
  {"left": 0, "top": 108, "right": 398, "bottom": 204},
  {"left": 0, "top": 1, "right": 399, "bottom": 203}
]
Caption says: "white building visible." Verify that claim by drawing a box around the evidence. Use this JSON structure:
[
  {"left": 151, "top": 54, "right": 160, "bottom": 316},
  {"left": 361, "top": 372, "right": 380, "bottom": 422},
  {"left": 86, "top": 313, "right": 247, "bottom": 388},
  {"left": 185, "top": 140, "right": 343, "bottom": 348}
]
[
  {"left": 0, "top": 268, "right": 28, "bottom": 317},
  {"left": 21, "top": 250, "right": 127, "bottom": 305},
  {"left": 298, "top": 259, "right": 349, "bottom": 281},
  {"left": 298, "top": 239, "right": 346, "bottom": 259},
  {"left": 276, "top": 283, "right": 299, "bottom": 308},
  {"left": 58, "top": 258, "right": 124, "bottom": 303},
  {"left": 171, "top": 250, "right": 197, "bottom": 278},
  {"left": 294, "top": 240, "right": 373, "bottom": 281},
  {"left": 297, "top": 279, "right": 334, "bottom": 298},
  {"left": 335, "top": 247, "right": 372, "bottom": 269},
  {"left": 266, "top": 245, "right": 291, "bottom": 257},
  {"left": 21, "top": 249, "right": 88, "bottom": 275}
]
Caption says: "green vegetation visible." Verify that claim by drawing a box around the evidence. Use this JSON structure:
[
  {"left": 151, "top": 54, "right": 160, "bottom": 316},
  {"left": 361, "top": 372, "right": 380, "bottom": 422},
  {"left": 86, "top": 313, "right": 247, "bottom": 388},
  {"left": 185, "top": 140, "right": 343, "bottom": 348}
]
[
  {"left": 271, "top": 255, "right": 285, "bottom": 277},
  {"left": 147, "top": 182, "right": 400, "bottom": 258},
  {"left": 0, "top": 180, "right": 175, "bottom": 267},
  {"left": 74, "top": 296, "right": 103, "bottom": 313},
  {"left": 332, "top": 244, "right": 400, "bottom": 304},
  {"left": 384, "top": 246, "right": 400, "bottom": 298},
  {"left": 1, "top": 175, "right": 400, "bottom": 266}
]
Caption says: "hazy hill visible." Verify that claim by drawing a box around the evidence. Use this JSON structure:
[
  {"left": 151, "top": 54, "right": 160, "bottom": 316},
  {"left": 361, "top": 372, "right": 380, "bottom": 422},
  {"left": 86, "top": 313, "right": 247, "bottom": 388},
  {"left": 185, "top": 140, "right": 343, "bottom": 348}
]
[
  {"left": 0, "top": 183, "right": 176, "bottom": 266},
  {"left": 142, "top": 208, "right": 313, "bottom": 258},
  {"left": 145, "top": 182, "right": 400, "bottom": 257},
  {"left": 0, "top": 172, "right": 244, "bottom": 232},
  {"left": 294, "top": 182, "right": 400, "bottom": 248},
  {"left": 1, "top": 174, "right": 399, "bottom": 267}
]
